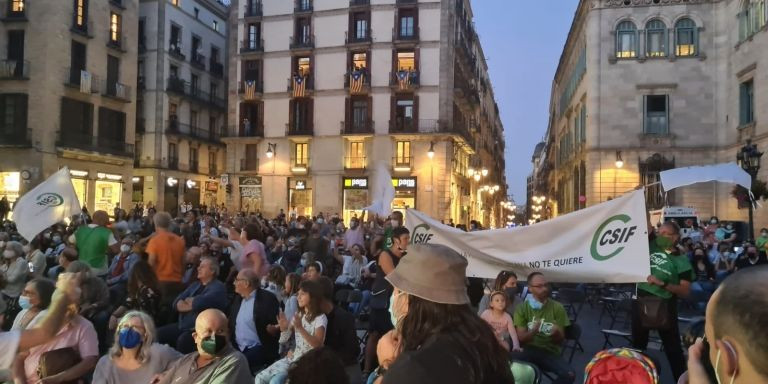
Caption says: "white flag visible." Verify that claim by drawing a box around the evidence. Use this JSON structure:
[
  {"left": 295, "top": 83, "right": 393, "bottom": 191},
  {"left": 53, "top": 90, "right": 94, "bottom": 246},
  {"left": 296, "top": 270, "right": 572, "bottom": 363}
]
[
  {"left": 12, "top": 167, "right": 82, "bottom": 241},
  {"left": 364, "top": 161, "right": 396, "bottom": 217},
  {"left": 80, "top": 70, "right": 91, "bottom": 94}
]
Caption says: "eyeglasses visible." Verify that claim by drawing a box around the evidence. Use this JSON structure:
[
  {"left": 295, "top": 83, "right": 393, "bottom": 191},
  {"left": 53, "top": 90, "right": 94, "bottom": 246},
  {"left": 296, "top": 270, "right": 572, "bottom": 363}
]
[{"left": 528, "top": 284, "right": 549, "bottom": 289}]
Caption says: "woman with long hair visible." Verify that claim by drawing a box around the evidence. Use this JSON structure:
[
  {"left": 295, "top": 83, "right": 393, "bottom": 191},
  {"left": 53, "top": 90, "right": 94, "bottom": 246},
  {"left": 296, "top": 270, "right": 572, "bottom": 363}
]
[
  {"left": 109, "top": 261, "right": 161, "bottom": 331},
  {"left": 477, "top": 270, "right": 522, "bottom": 317},
  {"left": 93, "top": 311, "right": 181, "bottom": 383},
  {"left": 373, "top": 244, "right": 514, "bottom": 384}
]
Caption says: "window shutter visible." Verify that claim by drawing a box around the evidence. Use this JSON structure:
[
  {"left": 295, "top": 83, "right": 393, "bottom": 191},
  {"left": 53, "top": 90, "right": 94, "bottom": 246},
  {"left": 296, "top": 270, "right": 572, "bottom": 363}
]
[
  {"left": 367, "top": 95, "right": 373, "bottom": 126},
  {"left": 16, "top": 95, "right": 28, "bottom": 132},
  {"left": 740, "top": 83, "right": 748, "bottom": 125},
  {"left": 390, "top": 95, "right": 396, "bottom": 131},
  {"left": 345, "top": 97, "right": 351, "bottom": 132},
  {"left": 288, "top": 99, "right": 295, "bottom": 133},
  {"left": 308, "top": 99, "right": 314, "bottom": 133}
]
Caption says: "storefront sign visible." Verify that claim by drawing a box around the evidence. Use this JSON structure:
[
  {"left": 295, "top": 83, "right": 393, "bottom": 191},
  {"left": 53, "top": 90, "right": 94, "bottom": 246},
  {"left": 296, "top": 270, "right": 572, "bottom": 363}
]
[
  {"left": 239, "top": 176, "right": 262, "bottom": 186},
  {"left": 70, "top": 170, "right": 89, "bottom": 178},
  {"left": 205, "top": 181, "right": 218, "bottom": 192},
  {"left": 392, "top": 177, "right": 416, "bottom": 189},
  {"left": 240, "top": 187, "right": 262, "bottom": 198},
  {"left": 97, "top": 173, "right": 123, "bottom": 181},
  {"left": 343, "top": 177, "right": 368, "bottom": 189},
  {"left": 295, "top": 180, "right": 306, "bottom": 190}
]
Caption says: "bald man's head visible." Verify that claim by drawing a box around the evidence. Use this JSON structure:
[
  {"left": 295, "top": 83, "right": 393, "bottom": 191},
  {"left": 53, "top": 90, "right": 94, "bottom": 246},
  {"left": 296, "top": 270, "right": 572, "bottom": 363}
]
[
  {"left": 711, "top": 266, "right": 768, "bottom": 378},
  {"left": 193, "top": 309, "right": 229, "bottom": 357}
]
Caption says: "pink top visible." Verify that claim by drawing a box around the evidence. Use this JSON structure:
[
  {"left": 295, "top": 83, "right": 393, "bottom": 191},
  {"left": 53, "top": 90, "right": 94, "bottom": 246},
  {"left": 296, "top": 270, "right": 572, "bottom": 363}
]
[
  {"left": 242, "top": 240, "right": 270, "bottom": 278},
  {"left": 481, "top": 309, "right": 514, "bottom": 349},
  {"left": 24, "top": 315, "right": 99, "bottom": 383}
]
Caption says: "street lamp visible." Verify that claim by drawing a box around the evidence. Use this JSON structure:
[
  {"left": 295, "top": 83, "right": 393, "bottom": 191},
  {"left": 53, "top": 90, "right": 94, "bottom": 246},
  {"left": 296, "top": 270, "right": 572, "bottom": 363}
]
[
  {"left": 481, "top": 168, "right": 489, "bottom": 177},
  {"left": 615, "top": 151, "right": 624, "bottom": 169},
  {"left": 266, "top": 142, "right": 277, "bottom": 158},
  {"left": 737, "top": 140, "right": 763, "bottom": 240},
  {"left": 427, "top": 142, "right": 435, "bottom": 159},
  {"left": 474, "top": 173, "right": 481, "bottom": 181}
]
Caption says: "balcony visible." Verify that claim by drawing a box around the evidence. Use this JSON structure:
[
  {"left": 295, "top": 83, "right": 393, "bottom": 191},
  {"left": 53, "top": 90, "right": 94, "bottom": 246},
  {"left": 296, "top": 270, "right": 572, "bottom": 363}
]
[
  {"left": 166, "top": 76, "right": 186, "bottom": 94},
  {"left": 107, "top": 36, "right": 127, "bottom": 52},
  {"left": 223, "top": 123, "right": 264, "bottom": 139},
  {"left": 393, "top": 27, "right": 419, "bottom": 42},
  {"left": 389, "top": 119, "right": 440, "bottom": 134},
  {"left": 136, "top": 118, "right": 145, "bottom": 134},
  {"left": 389, "top": 70, "right": 420, "bottom": 91},
  {"left": 244, "top": 1, "right": 262, "bottom": 17},
  {"left": 137, "top": 76, "right": 145, "bottom": 90},
  {"left": 345, "top": 156, "right": 367, "bottom": 170},
  {"left": 396, "top": 0, "right": 417, "bottom": 3},
  {"left": 344, "top": 69, "right": 371, "bottom": 94},
  {"left": 0, "top": 128, "right": 31, "bottom": 147},
  {"left": 2, "top": 2, "right": 26, "bottom": 22},
  {"left": 286, "top": 75, "right": 314, "bottom": 96},
  {"left": 345, "top": 30, "right": 372, "bottom": 44},
  {"left": 285, "top": 123, "right": 313, "bottom": 137},
  {"left": 240, "top": 158, "right": 259, "bottom": 172},
  {"left": 349, "top": 0, "right": 370, "bottom": 6},
  {"left": 290, "top": 157, "right": 309, "bottom": 173},
  {"left": 238, "top": 80, "right": 264, "bottom": 99},
  {"left": 240, "top": 39, "right": 264, "bottom": 54},
  {"left": 71, "top": 20, "right": 94, "bottom": 38},
  {"left": 0, "top": 59, "right": 29, "bottom": 80},
  {"left": 340, "top": 120, "right": 374, "bottom": 135},
  {"left": 209, "top": 165, "right": 218, "bottom": 176},
  {"left": 166, "top": 119, "right": 221, "bottom": 143},
  {"left": 65, "top": 67, "right": 100, "bottom": 93},
  {"left": 56, "top": 131, "right": 134, "bottom": 157},
  {"left": 209, "top": 60, "right": 224, "bottom": 78},
  {"left": 102, "top": 81, "right": 132, "bottom": 102},
  {"left": 189, "top": 162, "right": 199, "bottom": 173},
  {"left": 289, "top": 35, "right": 314, "bottom": 50},
  {"left": 166, "top": 77, "right": 226, "bottom": 110},
  {"left": 294, "top": 1, "right": 313, "bottom": 13},
  {"left": 168, "top": 43, "right": 185, "bottom": 60},
  {"left": 191, "top": 52, "right": 206, "bottom": 70},
  {"left": 167, "top": 157, "right": 179, "bottom": 170},
  {"left": 392, "top": 156, "right": 413, "bottom": 172}
]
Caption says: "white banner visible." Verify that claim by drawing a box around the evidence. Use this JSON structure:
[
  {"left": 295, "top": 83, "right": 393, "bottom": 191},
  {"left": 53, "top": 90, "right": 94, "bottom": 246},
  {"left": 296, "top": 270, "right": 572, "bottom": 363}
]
[
  {"left": 660, "top": 163, "right": 752, "bottom": 192},
  {"left": 405, "top": 189, "right": 651, "bottom": 283},
  {"left": 12, "top": 167, "right": 82, "bottom": 241}
]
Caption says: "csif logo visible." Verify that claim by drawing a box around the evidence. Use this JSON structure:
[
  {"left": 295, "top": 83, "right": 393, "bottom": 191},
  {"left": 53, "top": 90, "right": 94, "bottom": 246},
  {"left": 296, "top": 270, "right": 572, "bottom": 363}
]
[
  {"left": 590, "top": 214, "right": 638, "bottom": 261},
  {"left": 35, "top": 193, "right": 64, "bottom": 208},
  {"left": 410, "top": 224, "right": 434, "bottom": 244}
]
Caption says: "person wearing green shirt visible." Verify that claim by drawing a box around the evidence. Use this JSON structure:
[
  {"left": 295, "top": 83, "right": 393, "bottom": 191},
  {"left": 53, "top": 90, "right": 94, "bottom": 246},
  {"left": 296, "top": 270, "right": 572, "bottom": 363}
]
[
  {"left": 74, "top": 210, "right": 120, "bottom": 276},
  {"left": 633, "top": 221, "right": 692, "bottom": 382},
  {"left": 513, "top": 272, "right": 574, "bottom": 384},
  {"left": 756, "top": 228, "right": 768, "bottom": 253}
]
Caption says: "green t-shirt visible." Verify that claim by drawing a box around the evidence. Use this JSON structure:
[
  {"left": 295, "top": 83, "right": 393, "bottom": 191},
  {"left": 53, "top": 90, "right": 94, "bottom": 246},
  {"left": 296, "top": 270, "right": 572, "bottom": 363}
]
[
  {"left": 383, "top": 227, "right": 393, "bottom": 250},
  {"left": 75, "top": 226, "right": 112, "bottom": 270},
  {"left": 638, "top": 240, "right": 694, "bottom": 298},
  {"left": 513, "top": 298, "right": 570, "bottom": 355},
  {"left": 756, "top": 236, "right": 768, "bottom": 252}
]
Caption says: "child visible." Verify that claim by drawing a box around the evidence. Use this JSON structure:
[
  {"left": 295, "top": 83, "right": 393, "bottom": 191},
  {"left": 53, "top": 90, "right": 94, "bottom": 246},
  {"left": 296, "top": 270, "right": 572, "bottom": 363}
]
[
  {"left": 480, "top": 291, "right": 521, "bottom": 352},
  {"left": 255, "top": 280, "right": 327, "bottom": 384}
]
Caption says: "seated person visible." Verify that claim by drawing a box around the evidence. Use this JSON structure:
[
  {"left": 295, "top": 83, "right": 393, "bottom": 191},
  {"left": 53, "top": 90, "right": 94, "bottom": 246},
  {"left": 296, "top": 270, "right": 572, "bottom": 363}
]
[
  {"left": 316, "top": 276, "right": 361, "bottom": 383},
  {"left": 67, "top": 260, "right": 111, "bottom": 353},
  {"left": 11, "top": 278, "right": 56, "bottom": 331},
  {"left": 229, "top": 268, "right": 280, "bottom": 375},
  {"left": 154, "top": 309, "right": 252, "bottom": 384},
  {"left": 157, "top": 257, "right": 227, "bottom": 353},
  {"left": 182, "top": 246, "right": 202, "bottom": 286},
  {"left": 107, "top": 237, "right": 140, "bottom": 303},
  {"left": 46, "top": 246, "right": 78, "bottom": 281},
  {"left": 512, "top": 272, "right": 574, "bottom": 384},
  {"left": 93, "top": 311, "right": 181, "bottom": 383}
]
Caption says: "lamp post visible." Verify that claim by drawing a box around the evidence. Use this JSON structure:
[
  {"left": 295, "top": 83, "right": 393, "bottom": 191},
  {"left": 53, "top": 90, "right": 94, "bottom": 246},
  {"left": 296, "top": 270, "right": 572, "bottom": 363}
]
[{"left": 737, "top": 140, "right": 763, "bottom": 241}]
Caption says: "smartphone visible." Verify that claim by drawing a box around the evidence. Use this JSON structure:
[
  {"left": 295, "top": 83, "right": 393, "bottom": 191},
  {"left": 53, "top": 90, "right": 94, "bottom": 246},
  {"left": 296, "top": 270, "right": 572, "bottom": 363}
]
[
  {"left": 700, "top": 338, "right": 719, "bottom": 383},
  {"left": 28, "top": 262, "right": 35, "bottom": 273}
]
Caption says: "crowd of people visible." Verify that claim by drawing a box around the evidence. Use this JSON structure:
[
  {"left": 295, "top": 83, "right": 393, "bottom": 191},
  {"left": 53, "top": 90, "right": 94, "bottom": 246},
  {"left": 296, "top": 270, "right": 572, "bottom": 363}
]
[{"left": 0, "top": 200, "right": 766, "bottom": 384}]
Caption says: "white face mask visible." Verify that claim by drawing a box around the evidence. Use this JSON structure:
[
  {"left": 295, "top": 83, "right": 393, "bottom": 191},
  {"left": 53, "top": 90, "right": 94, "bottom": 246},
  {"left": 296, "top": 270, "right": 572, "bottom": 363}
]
[
  {"left": 714, "top": 348, "right": 736, "bottom": 384},
  {"left": 120, "top": 245, "right": 131, "bottom": 253}
]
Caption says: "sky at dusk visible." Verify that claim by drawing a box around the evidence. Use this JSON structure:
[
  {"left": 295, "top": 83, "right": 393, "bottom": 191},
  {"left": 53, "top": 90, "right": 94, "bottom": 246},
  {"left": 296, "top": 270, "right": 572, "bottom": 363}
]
[{"left": 472, "top": 0, "right": 580, "bottom": 204}]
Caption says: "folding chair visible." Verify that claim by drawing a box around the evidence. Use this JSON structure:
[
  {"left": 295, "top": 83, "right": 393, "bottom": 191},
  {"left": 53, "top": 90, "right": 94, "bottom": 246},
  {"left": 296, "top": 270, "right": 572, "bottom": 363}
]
[
  {"left": 557, "top": 287, "right": 586, "bottom": 322},
  {"left": 510, "top": 360, "right": 542, "bottom": 384},
  {"left": 561, "top": 323, "right": 584, "bottom": 363}
]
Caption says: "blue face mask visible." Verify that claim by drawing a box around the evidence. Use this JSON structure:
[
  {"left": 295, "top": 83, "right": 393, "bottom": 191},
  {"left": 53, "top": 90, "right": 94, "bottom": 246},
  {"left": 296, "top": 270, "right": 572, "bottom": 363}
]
[
  {"left": 527, "top": 295, "right": 543, "bottom": 310},
  {"left": 118, "top": 328, "right": 143, "bottom": 349},
  {"left": 18, "top": 296, "right": 31, "bottom": 310}
]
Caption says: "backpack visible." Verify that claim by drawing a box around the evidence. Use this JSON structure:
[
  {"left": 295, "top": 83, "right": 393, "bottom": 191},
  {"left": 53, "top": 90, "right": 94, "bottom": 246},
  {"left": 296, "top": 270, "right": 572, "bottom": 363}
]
[{"left": 584, "top": 348, "right": 658, "bottom": 384}]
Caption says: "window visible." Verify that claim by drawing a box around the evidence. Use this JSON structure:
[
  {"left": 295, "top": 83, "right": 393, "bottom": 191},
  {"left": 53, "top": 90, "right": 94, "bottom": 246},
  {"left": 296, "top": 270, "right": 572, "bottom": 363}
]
[
  {"left": 399, "top": 10, "right": 415, "bottom": 38},
  {"left": 352, "top": 53, "right": 367, "bottom": 70},
  {"left": 739, "top": 0, "right": 767, "bottom": 42},
  {"left": 348, "top": 141, "right": 365, "bottom": 169},
  {"left": 297, "top": 0, "right": 311, "bottom": 11},
  {"left": 579, "top": 105, "right": 586, "bottom": 143},
  {"left": 194, "top": 7, "right": 199, "bottom": 19},
  {"left": 675, "top": 18, "right": 697, "bottom": 57},
  {"left": 190, "top": 110, "right": 198, "bottom": 128},
  {"left": 645, "top": 19, "right": 667, "bottom": 57},
  {"left": 247, "top": 23, "right": 260, "bottom": 48},
  {"left": 291, "top": 99, "right": 312, "bottom": 132},
  {"left": 191, "top": 74, "right": 199, "bottom": 94},
  {"left": 396, "top": 51, "right": 415, "bottom": 71},
  {"left": 740, "top": 80, "right": 755, "bottom": 126},
  {"left": 615, "top": 21, "right": 637, "bottom": 58},
  {"left": 395, "top": 99, "right": 414, "bottom": 131},
  {"left": 212, "top": 20, "right": 218, "bottom": 31},
  {"left": 353, "top": 12, "right": 369, "bottom": 40},
  {"left": 169, "top": 65, "right": 178, "bottom": 78},
  {"left": 0, "top": 94, "right": 28, "bottom": 136},
  {"left": 294, "top": 142, "right": 308, "bottom": 166},
  {"left": 169, "top": 143, "right": 178, "bottom": 163},
  {"left": 644, "top": 95, "right": 668, "bottom": 134},
  {"left": 641, "top": 154, "right": 674, "bottom": 209},
  {"left": 190, "top": 147, "right": 198, "bottom": 171},
  {"left": 171, "top": 0, "right": 179, "bottom": 6},
  {"left": 296, "top": 18, "right": 311, "bottom": 44},
  {"left": 74, "top": 0, "right": 88, "bottom": 28},
  {"left": 170, "top": 25, "right": 182, "bottom": 50},
  {"left": 209, "top": 151, "right": 217, "bottom": 173},
  {"left": 395, "top": 141, "right": 411, "bottom": 164},
  {"left": 297, "top": 57, "right": 311, "bottom": 76},
  {"left": 97, "top": 107, "right": 126, "bottom": 144},
  {"left": 210, "top": 82, "right": 218, "bottom": 98},
  {"left": 110, "top": 12, "right": 121, "bottom": 43},
  {"left": 352, "top": 99, "right": 368, "bottom": 130},
  {"left": 60, "top": 97, "right": 93, "bottom": 135},
  {"left": 10, "top": 0, "right": 24, "bottom": 14},
  {"left": 244, "top": 144, "right": 259, "bottom": 170},
  {"left": 169, "top": 103, "right": 178, "bottom": 119}
]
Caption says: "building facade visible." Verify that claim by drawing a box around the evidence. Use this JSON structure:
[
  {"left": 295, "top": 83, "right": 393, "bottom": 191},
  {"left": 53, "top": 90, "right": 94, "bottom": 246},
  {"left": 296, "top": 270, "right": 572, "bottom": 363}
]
[
  {"left": 226, "top": 0, "right": 507, "bottom": 226},
  {"left": 0, "top": 0, "right": 138, "bottom": 214},
  {"left": 531, "top": 0, "right": 768, "bottom": 232},
  {"left": 134, "top": 0, "right": 228, "bottom": 215}
]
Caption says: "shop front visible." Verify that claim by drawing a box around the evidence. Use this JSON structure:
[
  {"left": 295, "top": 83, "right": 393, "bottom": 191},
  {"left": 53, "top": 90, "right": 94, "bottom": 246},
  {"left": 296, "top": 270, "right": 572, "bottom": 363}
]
[
  {"left": 132, "top": 176, "right": 144, "bottom": 204},
  {"left": 391, "top": 177, "right": 417, "bottom": 218},
  {"left": 0, "top": 171, "right": 21, "bottom": 205},
  {"left": 69, "top": 170, "right": 90, "bottom": 209},
  {"left": 342, "top": 177, "right": 368, "bottom": 225},
  {"left": 239, "top": 176, "right": 262, "bottom": 214},
  {"left": 183, "top": 179, "right": 201, "bottom": 208},
  {"left": 204, "top": 180, "right": 219, "bottom": 208},
  {"left": 289, "top": 178, "right": 312, "bottom": 217},
  {"left": 164, "top": 177, "right": 180, "bottom": 216},
  {"left": 94, "top": 173, "right": 123, "bottom": 214}
]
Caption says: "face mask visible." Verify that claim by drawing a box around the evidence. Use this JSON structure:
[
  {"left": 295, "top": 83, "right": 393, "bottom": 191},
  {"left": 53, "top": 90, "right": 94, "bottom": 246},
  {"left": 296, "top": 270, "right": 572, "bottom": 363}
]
[
  {"left": 714, "top": 347, "right": 737, "bottom": 384},
  {"left": 527, "top": 295, "right": 543, "bottom": 310},
  {"left": 118, "top": 328, "right": 143, "bottom": 349},
  {"left": 726, "top": 225, "right": 733, "bottom": 231},
  {"left": 389, "top": 291, "right": 404, "bottom": 328},
  {"left": 505, "top": 287, "right": 517, "bottom": 300},
  {"left": 761, "top": 232, "right": 768, "bottom": 237},
  {"left": 710, "top": 220, "right": 718, "bottom": 225},
  {"left": 391, "top": 220, "right": 399, "bottom": 228},
  {"left": 3, "top": 251, "right": 14, "bottom": 259},
  {"left": 18, "top": 296, "right": 31, "bottom": 310},
  {"left": 120, "top": 245, "right": 131, "bottom": 253},
  {"left": 655, "top": 235, "right": 674, "bottom": 250},
  {"left": 300, "top": 258, "right": 307, "bottom": 267},
  {"left": 317, "top": 218, "right": 324, "bottom": 224},
  {"left": 52, "top": 236, "right": 62, "bottom": 244},
  {"left": 200, "top": 334, "right": 227, "bottom": 355}
]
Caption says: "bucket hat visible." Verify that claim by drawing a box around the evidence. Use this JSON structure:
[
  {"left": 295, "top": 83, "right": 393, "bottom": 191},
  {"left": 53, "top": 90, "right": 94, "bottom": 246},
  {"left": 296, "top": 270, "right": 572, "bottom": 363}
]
[{"left": 385, "top": 243, "right": 470, "bottom": 305}]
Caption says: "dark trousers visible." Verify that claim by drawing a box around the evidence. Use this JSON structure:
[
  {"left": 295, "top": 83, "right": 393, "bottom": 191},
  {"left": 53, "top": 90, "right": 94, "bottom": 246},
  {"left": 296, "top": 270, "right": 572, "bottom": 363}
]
[
  {"left": 241, "top": 344, "right": 267, "bottom": 376},
  {"left": 631, "top": 296, "right": 686, "bottom": 381},
  {"left": 511, "top": 346, "right": 575, "bottom": 384},
  {"left": 158, "top": 281, "right": 185, "bottom": 325}
]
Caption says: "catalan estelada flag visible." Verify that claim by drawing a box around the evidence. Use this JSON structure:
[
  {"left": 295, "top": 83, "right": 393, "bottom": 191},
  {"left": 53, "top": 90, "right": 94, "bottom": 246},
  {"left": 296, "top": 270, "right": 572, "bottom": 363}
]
[
  {"left": 350, "top": 71, "right": 365, "bottom": 94},
  {"left": 244, "top": 80, "right": 256, "bottom": 100},
  {"left": 397, "top": 70, "right": 411, "bottom": 91},
  {"left": 293, "top": 75, "right": 306, "bottom": 98}
]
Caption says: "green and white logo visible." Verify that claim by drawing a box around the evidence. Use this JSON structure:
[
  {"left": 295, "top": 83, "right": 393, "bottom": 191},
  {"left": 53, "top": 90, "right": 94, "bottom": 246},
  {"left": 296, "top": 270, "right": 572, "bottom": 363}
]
[
  {"left": 590, "top": 214, "right": 638, "bottom": 261},
  {"left": 410, "top": 224, "right": 434, "bottom": 244},
  {"left": 35, "top": 193, "right": 64, "bottom": 208}
]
